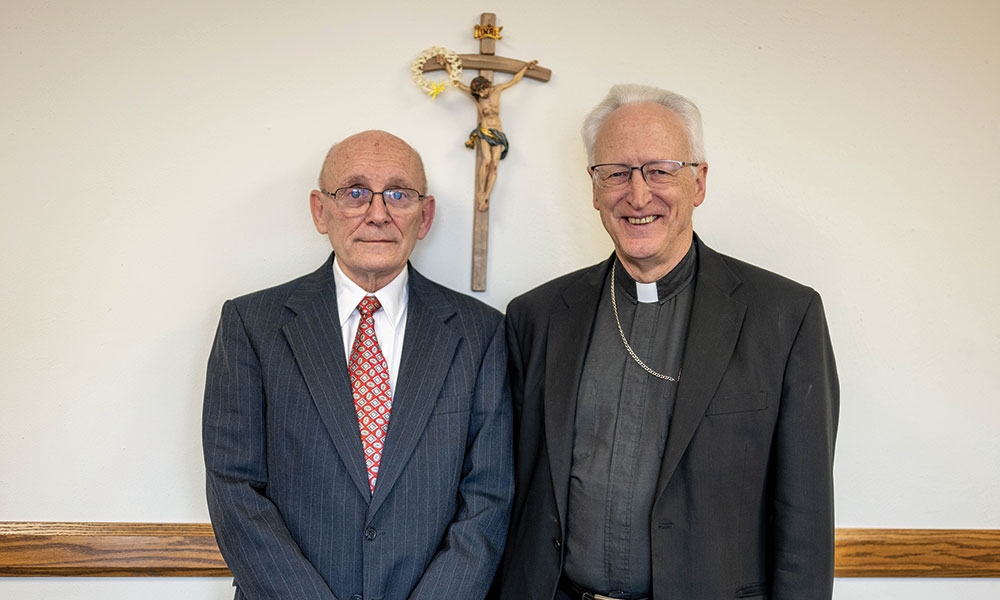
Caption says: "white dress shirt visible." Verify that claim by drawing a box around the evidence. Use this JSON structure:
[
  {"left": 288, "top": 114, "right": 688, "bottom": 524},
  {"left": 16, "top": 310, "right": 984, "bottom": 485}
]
[{"left": 333, "top": 258, "right": 409, "bottom": 394}]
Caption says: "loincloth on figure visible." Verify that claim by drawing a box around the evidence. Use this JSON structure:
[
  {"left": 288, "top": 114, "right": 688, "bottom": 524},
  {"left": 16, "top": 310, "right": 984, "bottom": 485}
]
[{"left": 465, "top": 127, "right": 509, "bottom": 159}]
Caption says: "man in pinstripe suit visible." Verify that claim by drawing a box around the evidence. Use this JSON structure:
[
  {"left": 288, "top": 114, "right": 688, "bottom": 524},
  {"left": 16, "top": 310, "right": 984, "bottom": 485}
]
[{"left": 203, "top": 130, "right": 513, "bottom": 600}]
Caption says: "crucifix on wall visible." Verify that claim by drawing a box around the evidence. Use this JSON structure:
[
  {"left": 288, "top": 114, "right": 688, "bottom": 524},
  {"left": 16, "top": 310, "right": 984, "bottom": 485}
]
[{"left": 412, "top": 13, "right": 551, "bottom": 291}]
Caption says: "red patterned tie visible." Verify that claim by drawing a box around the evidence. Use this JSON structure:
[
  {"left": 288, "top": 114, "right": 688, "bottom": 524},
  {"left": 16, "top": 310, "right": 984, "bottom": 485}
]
[{"left": 349, "top": 295, "right": 392, "bottom": 493}]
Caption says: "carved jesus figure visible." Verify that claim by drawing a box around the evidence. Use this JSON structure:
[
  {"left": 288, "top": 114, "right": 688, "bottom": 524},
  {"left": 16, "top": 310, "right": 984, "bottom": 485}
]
[{"left": 449, "top": 59, "right": 538, "bottom": 211}]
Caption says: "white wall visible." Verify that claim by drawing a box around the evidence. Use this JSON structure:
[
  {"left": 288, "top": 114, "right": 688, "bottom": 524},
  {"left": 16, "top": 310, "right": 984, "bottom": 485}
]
[{"left": 1, "top": 0, "right": 997, "bottom": 597}]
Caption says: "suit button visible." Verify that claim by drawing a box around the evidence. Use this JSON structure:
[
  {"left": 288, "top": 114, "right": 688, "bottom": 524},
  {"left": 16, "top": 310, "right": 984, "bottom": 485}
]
[
  {"left": 351, "top": 596, "right": 363, "bottom": 600},
  {"left": 364, "top": 527, "right": 377, "bottom": 541},
  {"left": 552, "top": 538, "right": 562, "bottom": 551}
]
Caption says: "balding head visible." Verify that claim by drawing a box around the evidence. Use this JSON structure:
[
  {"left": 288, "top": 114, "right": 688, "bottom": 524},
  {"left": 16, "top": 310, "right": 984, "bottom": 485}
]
[{"left": 319, "top": 130, "right": 428, "bottom": 193}]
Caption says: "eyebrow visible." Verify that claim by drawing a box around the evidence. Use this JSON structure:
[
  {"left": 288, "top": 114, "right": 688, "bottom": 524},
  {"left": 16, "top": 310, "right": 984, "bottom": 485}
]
[{"left": 338, "top": 175, "right": 418, "bottom": 189}]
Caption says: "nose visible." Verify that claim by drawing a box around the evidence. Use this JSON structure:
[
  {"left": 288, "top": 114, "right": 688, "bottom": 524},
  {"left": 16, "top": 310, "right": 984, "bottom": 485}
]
[
  {"left": 364, "top": 193, "right": 393, "bottom": 224},
  {"left": 626, "top": 168, "right": 653, "bottom": 208}
]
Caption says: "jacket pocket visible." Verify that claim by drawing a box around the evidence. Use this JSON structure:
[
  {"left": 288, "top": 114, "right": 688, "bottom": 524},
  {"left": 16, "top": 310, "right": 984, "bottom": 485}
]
[
  {"left": 706, "top": 391, "right": 768, "bottom": 415},
  {"left": 735, "top": 582, "right": 768, "bottom": 598},
  {"left": 430, "top": 393, "right": 472, "bottom": 415}
]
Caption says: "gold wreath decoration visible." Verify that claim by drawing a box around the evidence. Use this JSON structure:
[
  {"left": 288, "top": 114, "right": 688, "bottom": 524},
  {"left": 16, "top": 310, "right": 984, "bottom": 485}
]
[{"left": 411, "top": 47, "right": 463, "bottom": 99}]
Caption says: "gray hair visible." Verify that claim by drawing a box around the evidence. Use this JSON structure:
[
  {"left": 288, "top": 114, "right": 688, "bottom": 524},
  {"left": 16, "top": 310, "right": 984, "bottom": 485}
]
[{"left": 581, "top": 84, "right": 706, "bottom": 164}]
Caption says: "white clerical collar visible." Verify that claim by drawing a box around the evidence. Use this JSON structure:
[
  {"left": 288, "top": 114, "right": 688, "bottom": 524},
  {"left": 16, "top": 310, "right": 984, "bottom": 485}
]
[
  {"left": 332, "top": 258, "right": 408, "bottom": 328},
  {"left": 635, "top": 281, "right": 659, "bottom": 303}
]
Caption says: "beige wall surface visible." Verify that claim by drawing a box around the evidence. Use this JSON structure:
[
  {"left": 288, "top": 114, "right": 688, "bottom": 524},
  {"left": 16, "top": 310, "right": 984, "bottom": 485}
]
[{"left": 2, "top": 0, "right": 997, "bottom": 597}]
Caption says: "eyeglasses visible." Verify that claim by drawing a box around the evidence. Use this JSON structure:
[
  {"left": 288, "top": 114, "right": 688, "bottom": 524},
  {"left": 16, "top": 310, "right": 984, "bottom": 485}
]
[
  {"left": 320, "top": 187, "right": 426, "bottom": 214},
  {"left": 589, "top": 160, "right": 701, "bottom": 189}
]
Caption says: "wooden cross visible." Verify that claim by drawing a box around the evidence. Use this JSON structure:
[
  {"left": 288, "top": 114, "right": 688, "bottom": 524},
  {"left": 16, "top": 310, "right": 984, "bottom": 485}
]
[{"left": 422, "top": 13, "right": 551, "bottom": 291}]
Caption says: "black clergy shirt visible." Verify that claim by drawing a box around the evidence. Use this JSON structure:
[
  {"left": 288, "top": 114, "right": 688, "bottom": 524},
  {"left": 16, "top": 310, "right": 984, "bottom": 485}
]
[{"left": 563, "top": 242, "right": 697, "bottom": 598}]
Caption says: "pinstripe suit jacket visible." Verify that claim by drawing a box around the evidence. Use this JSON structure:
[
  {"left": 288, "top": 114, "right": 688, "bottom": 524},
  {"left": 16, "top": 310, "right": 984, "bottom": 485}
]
[{"left": 203, "top": 254, "right": 513, "bottom": 600}]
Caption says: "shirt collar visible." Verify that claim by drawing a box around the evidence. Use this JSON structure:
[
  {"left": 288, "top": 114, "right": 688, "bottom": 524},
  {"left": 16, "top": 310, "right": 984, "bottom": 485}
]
[
  {"left": 615, "top": 240, "right": 698, "bottom": 304},
  {"left": 332, "top": 258, "right": 409, "bottom": 327}
]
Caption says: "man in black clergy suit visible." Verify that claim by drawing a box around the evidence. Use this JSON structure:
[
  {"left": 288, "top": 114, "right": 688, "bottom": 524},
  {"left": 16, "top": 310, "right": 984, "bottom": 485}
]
[
  {"left": 203, "top": 130, "right": 512, "bottom": 600},
  {"left": 493, "top": 85, "right": 839, "bottom": 599}
]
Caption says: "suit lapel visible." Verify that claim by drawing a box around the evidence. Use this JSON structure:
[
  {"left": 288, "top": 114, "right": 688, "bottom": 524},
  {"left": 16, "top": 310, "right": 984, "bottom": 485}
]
[
  {"left": 282, "top": 255, "right": 372, "bottom": 500},
  {"left": 544, "top": 258, "right": 611, "bottom": 524},
  {"left": 368, "top": 267, "right": 459, "bottom": 516},
  {"left": 655, "top": 241, "right": 746, "bottom": 500}
]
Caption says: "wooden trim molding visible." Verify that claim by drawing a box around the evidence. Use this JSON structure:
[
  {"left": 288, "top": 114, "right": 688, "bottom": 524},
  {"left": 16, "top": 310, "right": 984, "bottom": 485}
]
[
  {"left": 0, "top": 522, "right": 228, "bottom": 577},
  {"left": 1, "top": 523, "right": 998, "bottom": 578},
  {"left": 835, "top": 528, "right": 1000, "bottom": 577}
]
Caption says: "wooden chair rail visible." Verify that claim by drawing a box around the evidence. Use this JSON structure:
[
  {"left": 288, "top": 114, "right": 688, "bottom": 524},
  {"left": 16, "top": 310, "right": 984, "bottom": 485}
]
[
  {"left": 836, "top": 528, "right": 1000, "bottom": 577},
  {"left": 0, "top": 522, "right": 228, "bottom": 577},
  {"left": 1, "top": 522, "right": 998, "bottom": 578}
]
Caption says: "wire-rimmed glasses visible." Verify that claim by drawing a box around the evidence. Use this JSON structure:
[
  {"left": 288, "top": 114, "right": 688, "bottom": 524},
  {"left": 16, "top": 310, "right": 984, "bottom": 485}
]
[
  {"left": 320, "top": 187, "right": 426, "bottom": 214},
  {"left": 589, "top": 160, "right": 701, "bottom": 189}
]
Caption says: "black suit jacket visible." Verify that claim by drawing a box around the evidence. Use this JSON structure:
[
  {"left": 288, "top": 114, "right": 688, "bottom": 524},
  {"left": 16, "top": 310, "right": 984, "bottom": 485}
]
[
  {"left": 204, "top": 255, "right": 513, "bottom": 600},
  {"left": 495, "top": 237, "right": 838, "bottom": 600}
]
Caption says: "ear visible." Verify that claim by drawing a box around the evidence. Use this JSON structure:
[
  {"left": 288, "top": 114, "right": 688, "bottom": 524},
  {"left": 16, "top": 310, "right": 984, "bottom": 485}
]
[
  {"left": 417, "top": 195, "right": 435, "bottom": 239},
  {"left": 692, "top": 162, "right": 709, "bottom": 207},
  {"left": 589, "top": 166, "right": 600, "bottom": 210},
  {"left": 310, "top": 190, "right": 328, "bottom": 233}
]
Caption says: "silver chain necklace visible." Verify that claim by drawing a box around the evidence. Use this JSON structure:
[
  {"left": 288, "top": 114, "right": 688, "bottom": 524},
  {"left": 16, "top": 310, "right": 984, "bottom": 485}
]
[{"left": 610, "top": 262, "right": 679, "bottom": 382}]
